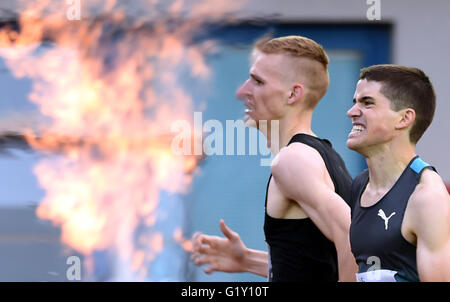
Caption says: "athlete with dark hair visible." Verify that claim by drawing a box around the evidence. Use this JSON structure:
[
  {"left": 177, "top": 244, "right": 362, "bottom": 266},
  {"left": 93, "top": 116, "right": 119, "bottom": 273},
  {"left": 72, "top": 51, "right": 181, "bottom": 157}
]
[{"left": 348, "top": 64, "right": 450, "bottom": 281}]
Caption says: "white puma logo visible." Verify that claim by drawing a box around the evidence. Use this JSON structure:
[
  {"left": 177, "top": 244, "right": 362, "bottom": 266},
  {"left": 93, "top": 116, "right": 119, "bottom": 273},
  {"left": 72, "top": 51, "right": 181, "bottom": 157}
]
[{"left": 378, "top": 209, "right": 396, "bottom": 230}]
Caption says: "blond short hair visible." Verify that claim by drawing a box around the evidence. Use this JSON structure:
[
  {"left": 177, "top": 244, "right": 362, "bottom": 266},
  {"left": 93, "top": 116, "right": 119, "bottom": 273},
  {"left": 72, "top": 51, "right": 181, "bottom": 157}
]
[
  {"left": 255, "top": 35, "right": 329, "bottom": 69},
  {"left": 254, "top": 35, "right": 330, "bottom": 107}
]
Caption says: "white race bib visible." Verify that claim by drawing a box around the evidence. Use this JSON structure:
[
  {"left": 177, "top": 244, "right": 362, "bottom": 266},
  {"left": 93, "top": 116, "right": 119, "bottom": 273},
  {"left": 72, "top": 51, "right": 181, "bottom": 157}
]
[{"left": 356, "top": 269, "right": 397, "bottom": 282}]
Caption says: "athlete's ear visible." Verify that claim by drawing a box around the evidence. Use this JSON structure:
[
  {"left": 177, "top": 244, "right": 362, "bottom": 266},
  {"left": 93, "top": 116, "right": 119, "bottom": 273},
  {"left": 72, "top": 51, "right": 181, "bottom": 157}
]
[
  {"left": 287, "top": 83, "right": 304, "bottom": 105},
  {"left": 395, "top": 108, "right": 416, "bottom": 130}
]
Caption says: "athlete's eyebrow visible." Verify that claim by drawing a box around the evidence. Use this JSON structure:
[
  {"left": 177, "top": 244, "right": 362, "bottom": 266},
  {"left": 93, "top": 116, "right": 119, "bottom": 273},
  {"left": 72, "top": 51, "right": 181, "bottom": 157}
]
[
  {"left": 353, "top": 95, "right": 375, "bottom": 104},
  {"left": 250, "top": 73, "right": 264, "bottom": 83}
]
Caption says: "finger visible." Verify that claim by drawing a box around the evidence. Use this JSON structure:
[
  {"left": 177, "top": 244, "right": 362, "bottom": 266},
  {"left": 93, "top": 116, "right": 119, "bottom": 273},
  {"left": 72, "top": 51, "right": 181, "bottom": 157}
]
[
  {"left": 191, "top": 254, "right": 202, "bottom": 266},
  {"left": 192, "top": 232, "right": 203, "bottom": 247},
  {"left": 204, "top": 266, "right": 215, "bottom": 274},
  {"left": 204, "top": 262, "right": 219, "bottom": 274},
  {"left": 190, "top": 250, "right": 203, "bottom": 262},
  {"left": 194, "top": 255, "right": 212, "bottom": 267},
  {"left": 219, "top": 219, "right": 236, "bottom": 240},
  {"left": 197, "top": 243, "right": 213, "bottom": 255},
  {"left": 199, "top": 234, "right": 218, "bottom": 246},
  {"left": 192, "top": 233, "right": 208, "bottom": 252},
  {"left": 192, "top": 231, "right": 203, "bottom": 242},
  {"left": 191, "top": 242, "right": 213, "bottom": 262}
]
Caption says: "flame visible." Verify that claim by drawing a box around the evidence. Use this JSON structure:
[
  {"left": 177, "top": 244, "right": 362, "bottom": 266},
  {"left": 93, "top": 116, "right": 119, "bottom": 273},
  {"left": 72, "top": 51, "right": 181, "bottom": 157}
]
[{"left": 0, "top": 0, "right": 245, "bottom": 280}]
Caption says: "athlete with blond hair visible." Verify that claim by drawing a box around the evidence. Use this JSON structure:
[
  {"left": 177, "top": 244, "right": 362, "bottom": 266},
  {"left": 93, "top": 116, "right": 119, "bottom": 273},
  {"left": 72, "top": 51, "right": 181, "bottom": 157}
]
[{"left": 191, "top": 35, "right": 357, "bottom": 282}]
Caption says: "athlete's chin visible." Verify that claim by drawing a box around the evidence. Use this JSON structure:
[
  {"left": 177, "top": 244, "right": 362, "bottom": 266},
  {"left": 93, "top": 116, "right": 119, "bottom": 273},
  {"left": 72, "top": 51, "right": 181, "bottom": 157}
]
[
  {"left": 243, "top": 114, "right": 257, "bottom": 128},
  {"left": 346, "top": 138, "right": 362, "bottom": 152},
  {"left": 347, "top": 139, "right": 370, "bottom": 158}
]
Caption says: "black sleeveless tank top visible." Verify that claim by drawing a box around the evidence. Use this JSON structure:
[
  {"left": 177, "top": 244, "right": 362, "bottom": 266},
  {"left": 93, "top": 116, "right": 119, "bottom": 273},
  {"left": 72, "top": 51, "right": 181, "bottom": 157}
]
[
  {"left": 264, "top": 133, "right": 352, "bottom": 282},
  {"left": 349, "top": 156, "right": 435, "bottom": 282}
]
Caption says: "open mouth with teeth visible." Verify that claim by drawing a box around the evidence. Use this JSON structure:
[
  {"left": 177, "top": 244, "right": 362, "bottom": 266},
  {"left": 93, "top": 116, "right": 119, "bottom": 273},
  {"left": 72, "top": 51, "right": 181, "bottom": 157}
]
[
  {"left": 243, "top": 108, "right": 253, "bottom": 124},
  {"left": 349, "top": 124, "right": 365, "bottom": 138},
  {"left": 242, "top": 102, "right": 257, "bottom": 126},
  {"left": 243, "top": 100, "right": 254, "bottom": 118}
]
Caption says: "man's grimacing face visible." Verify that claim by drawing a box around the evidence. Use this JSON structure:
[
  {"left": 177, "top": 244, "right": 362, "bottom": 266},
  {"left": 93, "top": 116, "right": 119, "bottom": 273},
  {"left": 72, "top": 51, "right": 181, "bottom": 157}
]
[{"left": 347, "top": 79, "right": 403, "bottom": 154}]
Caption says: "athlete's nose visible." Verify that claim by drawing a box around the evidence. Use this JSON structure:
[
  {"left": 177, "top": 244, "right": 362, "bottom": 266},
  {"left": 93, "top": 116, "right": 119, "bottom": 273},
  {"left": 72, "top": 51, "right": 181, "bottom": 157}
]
[
  {"left": 236, "top": 79, "right": 250, "bottom": 101},
  {"left": 347, "top": 102, "right": 361, "bottom": 118}
]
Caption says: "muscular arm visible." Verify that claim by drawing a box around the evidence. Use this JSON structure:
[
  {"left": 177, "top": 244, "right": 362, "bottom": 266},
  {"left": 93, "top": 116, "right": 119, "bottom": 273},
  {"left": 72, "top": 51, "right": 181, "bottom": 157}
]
[
  {"left": 408, "top": 169, "right": 450, "bottom": 281},
  {"left": 191, "top": 219, "right": 268, "bottom": 277},
  {"left": 271, "top": 143, "right": 357, "bottom": 281}
]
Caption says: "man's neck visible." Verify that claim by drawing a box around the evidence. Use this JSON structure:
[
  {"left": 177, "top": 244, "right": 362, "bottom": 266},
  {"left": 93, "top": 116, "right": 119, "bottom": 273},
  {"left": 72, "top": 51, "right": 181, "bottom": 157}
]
[
  {"left": 364, "top": 141, "right": 416, "bottom": 191},
  {"left": 265, "top": 110, "right": 315, "bottom": 155}
]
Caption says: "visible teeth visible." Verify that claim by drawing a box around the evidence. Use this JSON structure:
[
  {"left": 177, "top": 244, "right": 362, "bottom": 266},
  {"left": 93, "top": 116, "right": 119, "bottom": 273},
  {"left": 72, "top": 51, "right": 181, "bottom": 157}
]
[
  {"left": 352, "top": 125, "right": 364, "bottom": 132},
  {"left": 245, "top": 109, "right": 251, "bottom": 113}
]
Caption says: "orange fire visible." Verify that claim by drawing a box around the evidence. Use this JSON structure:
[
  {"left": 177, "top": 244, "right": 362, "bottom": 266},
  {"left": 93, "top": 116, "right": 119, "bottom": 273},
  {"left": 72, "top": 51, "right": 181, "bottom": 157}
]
[{"left": 0, "top": 0, "right": 244, "bottom": 280}]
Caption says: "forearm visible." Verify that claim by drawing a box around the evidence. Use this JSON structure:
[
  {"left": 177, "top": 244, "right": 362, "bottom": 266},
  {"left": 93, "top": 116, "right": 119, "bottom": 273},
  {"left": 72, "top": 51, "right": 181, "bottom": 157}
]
[
  {"left": 337, "top": 247, "right": 357, "bottom": 281},
  {"left": 334, "top": 234, "right": 357, "bottom": 282},
  {"left": 242, "top": 248, "right": 269, "bottom": 277}
]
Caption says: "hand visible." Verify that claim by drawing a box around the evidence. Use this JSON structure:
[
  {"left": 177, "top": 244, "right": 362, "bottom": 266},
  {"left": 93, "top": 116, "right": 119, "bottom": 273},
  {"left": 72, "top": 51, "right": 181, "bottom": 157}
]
[{"left": 190, "top": 219, "right": 248, "bottom": 274}]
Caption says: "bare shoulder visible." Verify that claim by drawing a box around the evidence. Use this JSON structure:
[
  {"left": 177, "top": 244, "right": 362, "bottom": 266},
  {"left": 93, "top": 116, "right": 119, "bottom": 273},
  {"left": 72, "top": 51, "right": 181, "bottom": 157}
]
[
  {"left": 270, "top": 142, "right": 325, "bottom": 178},
  {"left": 408, "top": 169, "right": 450, "bottom": 233},
  {"left": 410, "top": 169, "right": 450, "bottom": 209},
  {"left": 270, "top": 142, "right": 330, "bottom": 203}
]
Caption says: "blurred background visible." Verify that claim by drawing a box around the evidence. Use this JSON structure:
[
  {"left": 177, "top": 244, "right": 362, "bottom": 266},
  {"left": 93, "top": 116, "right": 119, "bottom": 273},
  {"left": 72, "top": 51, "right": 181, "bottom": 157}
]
[{"left": 0, "top": 0, "right": 448, "bottom": 281}]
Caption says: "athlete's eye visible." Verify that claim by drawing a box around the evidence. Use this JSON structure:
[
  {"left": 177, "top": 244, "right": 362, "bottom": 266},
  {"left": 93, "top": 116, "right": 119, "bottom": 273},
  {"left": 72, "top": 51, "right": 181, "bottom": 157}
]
[
  {"left": 253, "top": 78, "right": 264, "bottom": 86},
  {"left": 250, "top": 74, "right": 264, "bottom": 86}
]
